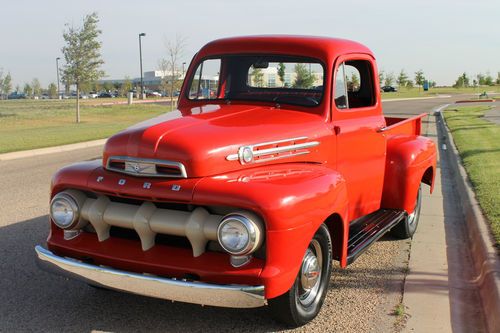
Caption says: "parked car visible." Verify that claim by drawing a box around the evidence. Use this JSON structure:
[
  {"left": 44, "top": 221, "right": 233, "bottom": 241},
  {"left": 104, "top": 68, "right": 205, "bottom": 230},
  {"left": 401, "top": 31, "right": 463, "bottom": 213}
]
[
  {"left": 381, "top": 85, "right": 397, "bottom": 92},
  {"left": 145, "top": 90, "right": 162, "bottom": 98},
  {"left": 36, "top": 36, "right": 436, "bottom": 328},
  {"left": 97, "top": 92, "right": 114, "bottom": 98},
  {"left": 7, "top": 92, "right": 26, "bottom": 99}
]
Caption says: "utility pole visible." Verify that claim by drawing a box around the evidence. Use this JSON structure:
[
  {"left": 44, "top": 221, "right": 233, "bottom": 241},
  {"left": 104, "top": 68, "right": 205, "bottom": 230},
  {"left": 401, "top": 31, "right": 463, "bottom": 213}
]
[
  {"left": 139, "top": 32, "right": 146, "bottom": 99},
  {"left": 56, "top": 57, "right": 61, "bottom": 98}
]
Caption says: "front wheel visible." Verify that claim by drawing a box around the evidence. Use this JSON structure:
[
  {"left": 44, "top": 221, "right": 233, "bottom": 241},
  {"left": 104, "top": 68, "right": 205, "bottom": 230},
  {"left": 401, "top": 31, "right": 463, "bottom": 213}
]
[
  {"left": 268, "top": 224, "right": 332, "bottom": 327},
  {"left": 391, "top": 185, "right": 422, "bottom": 239}
]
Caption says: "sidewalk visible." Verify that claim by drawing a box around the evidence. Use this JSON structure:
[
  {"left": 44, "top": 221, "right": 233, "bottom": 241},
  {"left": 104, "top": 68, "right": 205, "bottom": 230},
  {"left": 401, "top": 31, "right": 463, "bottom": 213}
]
[
  {"left": 402, "top": 113, "right": 452, "bottom": 332},
  {"left": 0, "top": 139, "right": 106, "bottom": 161}
]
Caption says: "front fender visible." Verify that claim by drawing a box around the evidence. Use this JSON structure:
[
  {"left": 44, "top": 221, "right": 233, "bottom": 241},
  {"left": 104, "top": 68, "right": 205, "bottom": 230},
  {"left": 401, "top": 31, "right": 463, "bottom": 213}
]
[
  {"left": 381, "top": 135, "right": 436, "bottom": 212},
  {"left": 192, "top": 163, "right": 348, "bottom": 299}
]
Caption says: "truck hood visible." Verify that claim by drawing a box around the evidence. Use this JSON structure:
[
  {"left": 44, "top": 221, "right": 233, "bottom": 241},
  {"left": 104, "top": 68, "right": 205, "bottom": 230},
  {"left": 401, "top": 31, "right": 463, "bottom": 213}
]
[{"left": 103, "top": 104, "right": 328, "bottom": 178}]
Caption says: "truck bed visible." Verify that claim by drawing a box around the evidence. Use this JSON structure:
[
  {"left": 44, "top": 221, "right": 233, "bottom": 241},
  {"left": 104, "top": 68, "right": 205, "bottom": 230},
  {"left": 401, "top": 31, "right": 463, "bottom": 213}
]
[{"left": 383, "top": 113, "right": 428, "bottom": 136}]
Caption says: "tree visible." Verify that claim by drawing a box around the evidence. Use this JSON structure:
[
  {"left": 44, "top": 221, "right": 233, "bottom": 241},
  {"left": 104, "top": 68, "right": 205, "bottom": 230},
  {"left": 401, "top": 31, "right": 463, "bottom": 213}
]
[
  {"left": 453, "top": 72, "right": 469, "bottom": 88},
  {"left": 160, "top": 35, "right": 186, "bottom": 109},
  {"left": 378, "top": 70, "right": 385, "bottom": 87},
  {"left": 48, "top": 83, "right": 58, "bottom": 99},
  {"left": 348, "top": 73, "right": 360, "bottom": 91},
  {"left": 277, "top": 62, "right": 286, "bottom": 87},
  {"left": 32, "top": 78, "right": 41, "bottom": 97},
  {"left": 484, "top": 73, "right": 494, "bottom": 86},
  {"left": 496, "top": 72, "right": 500, "bottom": 85},
  {"left": 251, "top": 67, "right": 264, "bottom": 87},
  {"left": 476, "top": 73, "right": 485, "bottom": 85},
  {"left": 414, "top": 70, "right": 425, "bottom": 91},
  {"left": 384, "top": 72, "right": 395, "bottom": 86},
  {"left": 23, "top": 83, "right": 33, "bottom": 97},
  {"left": 120, "top": 76, "right": 132, "bottom": 97},
  {"left": 293, "top": 63, "right": 315, "bottom": 88},
  {"left": 405, "top": 80, "right": 414, "bottom": 89},
  {"left": 2, "top": 73, "right": 12, "bottom": 98},
  {"left": 397, "top": 70, "right": 408, "bottom": 89},
  {"left": 103, "top": 81, "right": 113, "bottom": 92},
  {"left": 61, "top": 12, "right": 105, "bottom": 123},
  {"left": 48, "top": 83, "right": 58, "bottom": 98}
]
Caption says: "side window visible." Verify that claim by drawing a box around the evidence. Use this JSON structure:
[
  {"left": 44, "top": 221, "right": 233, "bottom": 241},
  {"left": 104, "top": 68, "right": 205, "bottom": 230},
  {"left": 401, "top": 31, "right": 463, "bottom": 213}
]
[
  {"left": 334, "top": 63, "right": 348, "bottom": 109},
  {"left": 335, "top": 60, "right": 375, "bottom": 110},
  {"left": 188, "top": 59, "right": 221, "bottom": 100}
]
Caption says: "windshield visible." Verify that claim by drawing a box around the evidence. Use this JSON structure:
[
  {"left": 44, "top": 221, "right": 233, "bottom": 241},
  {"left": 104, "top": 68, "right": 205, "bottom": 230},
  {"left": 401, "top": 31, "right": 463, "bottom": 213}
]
[{"left": 187, "top": 55, "right": 324, "bottom": 107}]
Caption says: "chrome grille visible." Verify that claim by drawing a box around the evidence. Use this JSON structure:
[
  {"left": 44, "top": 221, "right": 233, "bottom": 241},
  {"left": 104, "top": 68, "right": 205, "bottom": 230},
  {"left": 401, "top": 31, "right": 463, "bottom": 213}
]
[{"left": 106, "top": 156, "right": 187, "bottom": 178}]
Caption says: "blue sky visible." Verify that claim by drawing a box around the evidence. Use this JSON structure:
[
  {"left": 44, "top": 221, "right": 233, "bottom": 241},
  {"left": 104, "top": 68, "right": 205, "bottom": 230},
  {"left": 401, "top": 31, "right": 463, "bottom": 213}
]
[{"left": 1, "top": 0, "right": 498, "bottom": 87}]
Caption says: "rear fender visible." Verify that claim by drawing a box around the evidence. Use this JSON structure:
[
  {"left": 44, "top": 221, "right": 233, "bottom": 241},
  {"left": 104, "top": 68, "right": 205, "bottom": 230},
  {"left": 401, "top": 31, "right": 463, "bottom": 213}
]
[
  {"left": 192, "top": 163, "right": 348, "bottom": 299},
  {"left": 381, "top": 135, "right": 436, "bottom": 212}
]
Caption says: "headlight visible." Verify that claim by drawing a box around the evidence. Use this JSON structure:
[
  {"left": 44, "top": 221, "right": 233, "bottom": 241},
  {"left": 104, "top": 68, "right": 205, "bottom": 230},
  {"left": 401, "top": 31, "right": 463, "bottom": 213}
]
[
  {"left": 50, "top": 192, "right": 80, "bottom": 229},
  {"left": 217, "top": 212, "right": 264, "bottom": 256}
]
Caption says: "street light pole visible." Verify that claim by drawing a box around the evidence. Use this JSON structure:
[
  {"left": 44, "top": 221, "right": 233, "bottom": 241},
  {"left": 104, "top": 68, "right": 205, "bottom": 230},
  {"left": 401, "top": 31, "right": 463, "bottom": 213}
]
[
  {"left": 139, "top": 33, "right": 146, "bottom": 99},
  {"left": 56, "top": 57, "right": 61, "bottom": 98}
]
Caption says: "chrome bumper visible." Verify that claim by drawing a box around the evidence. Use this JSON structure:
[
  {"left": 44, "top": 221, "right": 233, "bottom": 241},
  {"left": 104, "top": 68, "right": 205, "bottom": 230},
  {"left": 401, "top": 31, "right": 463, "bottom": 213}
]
[{"left": 35, "top": 246, "right": 266, "bottom": 308}]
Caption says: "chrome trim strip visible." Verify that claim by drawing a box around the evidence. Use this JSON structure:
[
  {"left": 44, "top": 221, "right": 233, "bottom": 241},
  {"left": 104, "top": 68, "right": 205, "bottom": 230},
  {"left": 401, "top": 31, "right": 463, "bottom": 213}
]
[
  {"left": 252, "top": 136, "right": 309, "bottom": 148},
  {"left": 226, "top": 137, "right": 320, "bottom": 164},
  {"left": 254, "top": 151, "right": 310, "bottom": 163},
  {"left": 226, "top": 154, "right": 239, "bottom": 161},
  {"left": 253, "top": 141, "right": 320, "bottom": 157},
  {"left": 106, "top": 156, "right": 187, "bottom": 178},
  {"left": 35, "top": 245, "right": 266, "bottom": 308}
]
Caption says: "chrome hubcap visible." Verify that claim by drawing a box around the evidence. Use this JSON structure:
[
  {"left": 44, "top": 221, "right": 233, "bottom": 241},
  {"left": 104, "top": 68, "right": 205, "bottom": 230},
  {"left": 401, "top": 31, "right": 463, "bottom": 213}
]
[{"left": 298, "top": 239, "right": 322, "bottom": 306}]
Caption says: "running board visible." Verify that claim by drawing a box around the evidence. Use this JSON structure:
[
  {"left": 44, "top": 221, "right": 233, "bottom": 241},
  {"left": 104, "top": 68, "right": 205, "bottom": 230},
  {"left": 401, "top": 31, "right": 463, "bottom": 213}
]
[{"left": 346, "top": 209, "right": 406, "bottom": 265}]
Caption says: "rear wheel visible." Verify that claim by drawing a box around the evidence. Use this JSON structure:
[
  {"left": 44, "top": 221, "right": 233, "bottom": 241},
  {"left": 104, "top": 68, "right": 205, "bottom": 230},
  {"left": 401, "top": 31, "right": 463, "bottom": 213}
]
[
  {"left": 269, "top": 224, "right": 332, "bottom": 327},
  {"left": 391, "top": 185, "right": 422, "bottom": 239}
]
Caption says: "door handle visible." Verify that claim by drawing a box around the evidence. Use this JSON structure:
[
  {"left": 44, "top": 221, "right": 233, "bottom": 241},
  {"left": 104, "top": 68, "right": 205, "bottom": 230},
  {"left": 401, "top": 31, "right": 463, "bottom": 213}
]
[{"left": 334, "top": 126, "right": 341, "bottom": 135}]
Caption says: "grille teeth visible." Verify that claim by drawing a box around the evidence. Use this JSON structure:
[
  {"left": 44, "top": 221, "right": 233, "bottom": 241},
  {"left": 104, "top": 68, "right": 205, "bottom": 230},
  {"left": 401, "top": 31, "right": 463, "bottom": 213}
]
[{"left": 106, "top": 156, "right": 187, "bottom": 178}]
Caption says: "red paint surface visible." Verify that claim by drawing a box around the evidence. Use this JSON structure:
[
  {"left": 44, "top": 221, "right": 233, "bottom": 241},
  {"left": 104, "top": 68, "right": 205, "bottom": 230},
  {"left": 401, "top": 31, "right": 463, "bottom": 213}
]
[{"left": 46, "top": 36, "right": 436, "bottom": 300}]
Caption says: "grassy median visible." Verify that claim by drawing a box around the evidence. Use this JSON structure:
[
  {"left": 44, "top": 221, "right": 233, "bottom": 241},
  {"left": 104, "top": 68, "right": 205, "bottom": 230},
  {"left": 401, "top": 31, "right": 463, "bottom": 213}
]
[
  {"left": 443, "top": 105, "right": 500, "bottom": 248},
  {"left": 0, "top": 99, "right": 171, "bottom": 153},
  {"left": 381, "top": 86, "right": 500, "bottom": 100}
]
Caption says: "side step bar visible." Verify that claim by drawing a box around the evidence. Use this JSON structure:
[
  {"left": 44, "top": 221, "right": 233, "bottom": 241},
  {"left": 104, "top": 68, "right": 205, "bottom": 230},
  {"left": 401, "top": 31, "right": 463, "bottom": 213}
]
[{"left": 346, "top": 209, "right": 406, "bottom": 265}]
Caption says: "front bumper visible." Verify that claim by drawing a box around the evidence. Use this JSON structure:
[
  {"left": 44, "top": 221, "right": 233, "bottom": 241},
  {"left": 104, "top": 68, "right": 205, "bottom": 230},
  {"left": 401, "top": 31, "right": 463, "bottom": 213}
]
[{"left": 35, "top": 245, "right": 266, "bottom": 308}]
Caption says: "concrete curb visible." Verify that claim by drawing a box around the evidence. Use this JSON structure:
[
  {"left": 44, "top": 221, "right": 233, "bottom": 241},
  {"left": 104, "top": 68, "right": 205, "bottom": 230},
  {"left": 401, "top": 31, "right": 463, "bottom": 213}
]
[
  {"left": 437, "top": 110, "right": 500, "bottom": 332},
  {"left": 0, "top": 139, "right": 106, "bottom": 161},
  {"left": 455, "top": 99, "right": 495, "bottom": 103},
  {"left": 382, "top": 95, "right": 451, "bottom": 103}
]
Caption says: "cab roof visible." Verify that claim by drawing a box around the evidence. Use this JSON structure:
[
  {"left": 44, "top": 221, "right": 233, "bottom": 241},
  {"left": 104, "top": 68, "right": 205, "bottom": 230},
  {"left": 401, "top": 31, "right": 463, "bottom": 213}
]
[{"left": 196, "top": 35, "right": 375, "bottom": 62}]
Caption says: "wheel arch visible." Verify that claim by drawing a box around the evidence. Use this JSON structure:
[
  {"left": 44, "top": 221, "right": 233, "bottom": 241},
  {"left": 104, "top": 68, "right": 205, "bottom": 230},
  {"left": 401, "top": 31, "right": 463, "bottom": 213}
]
[
  {"left": 323, "top": 213, "right": 350, "bottom": 268},
  {"left": 381, "top": 135, "right": 437, "bottom": 213}
]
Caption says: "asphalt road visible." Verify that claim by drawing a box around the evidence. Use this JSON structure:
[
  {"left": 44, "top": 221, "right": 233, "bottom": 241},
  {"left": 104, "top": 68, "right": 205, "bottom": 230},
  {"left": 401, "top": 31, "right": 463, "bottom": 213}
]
[{"left": 0, "top": 96, "right": 458, "bottom": 332}]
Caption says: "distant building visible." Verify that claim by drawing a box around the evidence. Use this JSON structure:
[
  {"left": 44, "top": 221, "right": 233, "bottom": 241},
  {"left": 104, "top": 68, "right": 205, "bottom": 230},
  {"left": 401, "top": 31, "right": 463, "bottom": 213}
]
[{"left": 100, "top": 64, "right": 323, "bottom": 93}]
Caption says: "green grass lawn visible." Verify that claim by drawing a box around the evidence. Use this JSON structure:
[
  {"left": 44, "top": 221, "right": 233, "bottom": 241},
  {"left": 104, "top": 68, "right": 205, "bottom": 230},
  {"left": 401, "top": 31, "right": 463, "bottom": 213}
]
[
  {"left": 382, "top": 86, "right": 500, "bottom": 100},
  {"left": 443, "top": 105, "right": 500, "bottom": 248},
  {"left": 0, "top": 99, "right": 171, "bottom": 153}
]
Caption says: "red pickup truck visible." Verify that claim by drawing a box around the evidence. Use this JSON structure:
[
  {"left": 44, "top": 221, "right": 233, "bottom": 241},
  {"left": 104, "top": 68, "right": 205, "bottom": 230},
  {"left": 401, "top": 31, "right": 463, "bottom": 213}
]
[{"left": 36, "top": 36, "right": 436, "bottom": 327}]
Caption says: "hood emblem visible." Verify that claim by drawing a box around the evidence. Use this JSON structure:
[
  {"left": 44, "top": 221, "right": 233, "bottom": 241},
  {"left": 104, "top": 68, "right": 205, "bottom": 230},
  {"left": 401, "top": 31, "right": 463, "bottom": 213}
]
[{"left": 106, "top": 156, "right": 188, "bottom": 178}]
